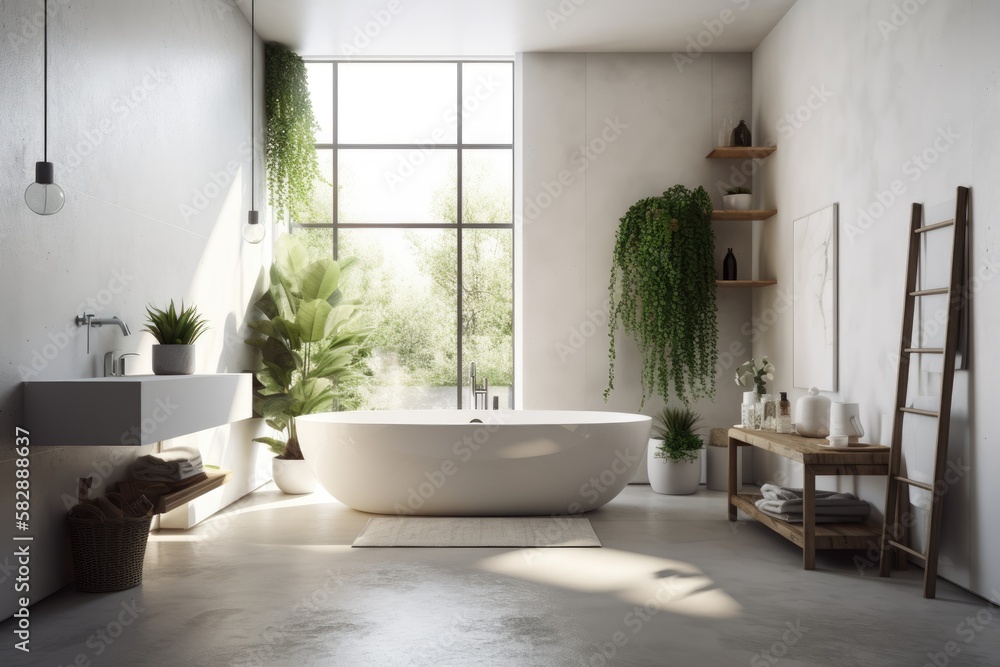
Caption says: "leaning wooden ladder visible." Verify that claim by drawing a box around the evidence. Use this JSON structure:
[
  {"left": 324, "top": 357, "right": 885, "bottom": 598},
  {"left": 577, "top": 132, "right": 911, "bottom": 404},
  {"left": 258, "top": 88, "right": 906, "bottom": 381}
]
[{"left": 879, "top": 186, "right": 969, "bottom": 598}]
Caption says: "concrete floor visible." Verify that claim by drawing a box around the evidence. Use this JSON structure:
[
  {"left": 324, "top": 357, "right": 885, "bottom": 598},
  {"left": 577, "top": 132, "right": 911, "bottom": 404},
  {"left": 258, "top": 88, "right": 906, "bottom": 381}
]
[{"left": 4, "top": 485, "right": 1000, "bottom": 666}]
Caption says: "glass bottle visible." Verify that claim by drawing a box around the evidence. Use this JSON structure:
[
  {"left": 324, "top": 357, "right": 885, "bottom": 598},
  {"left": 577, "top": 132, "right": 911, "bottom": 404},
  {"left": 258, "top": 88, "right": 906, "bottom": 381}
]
[
  {"left": 741, "top": 391, "right": 759, "bottom": 429},
  {"left": 759, "top": 393, "right": 776, "bottom": 431},
  {"left": 732, "top": 120, "right": 752, "bottom": 147},
  {"left": 723, "top": 248, "right": 737, "bottom": 280},
  {"left": 776, "top": 392, "right": 793, "bottom": 434}
]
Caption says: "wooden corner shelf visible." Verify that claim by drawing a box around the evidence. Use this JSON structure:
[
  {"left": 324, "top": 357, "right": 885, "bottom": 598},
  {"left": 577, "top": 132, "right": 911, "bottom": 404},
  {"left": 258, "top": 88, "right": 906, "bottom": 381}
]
[
  {"left": 717, "top": 280, "right": 777, "bottom": 288},
  {"left": 707, "top": 146, "right": 777, "bottom": 159},
  {"left": 155, "top": 470, "right": 231, "bottom": 514},
  {"left": 712, "top": 209, "right": 777, "bottom": 221}
]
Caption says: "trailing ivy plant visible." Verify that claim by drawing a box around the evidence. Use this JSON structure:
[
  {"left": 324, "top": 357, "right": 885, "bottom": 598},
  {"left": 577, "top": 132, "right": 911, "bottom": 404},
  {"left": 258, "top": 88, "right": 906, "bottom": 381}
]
[
  {"left": 605, "top": 184, "right": 718, "bottom": 407},
  {"left": 264, "top": 43, "right": 322, "bottom": 220}
]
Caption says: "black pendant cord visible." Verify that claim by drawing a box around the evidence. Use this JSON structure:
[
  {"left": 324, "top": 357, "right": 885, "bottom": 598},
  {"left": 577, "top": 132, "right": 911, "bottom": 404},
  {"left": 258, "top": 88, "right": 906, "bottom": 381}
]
[
  {"left": 250, "top": 0, "right": 254, "bottom": 210},
  {"left": 43, "top": 0, "right": 48, "bottom": 162}
]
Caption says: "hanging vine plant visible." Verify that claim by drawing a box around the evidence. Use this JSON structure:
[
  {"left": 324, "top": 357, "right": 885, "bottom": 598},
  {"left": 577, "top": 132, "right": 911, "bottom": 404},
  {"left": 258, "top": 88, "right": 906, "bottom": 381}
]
[
  {"left": 605, "top": 184, "right": 718, "bottom": 407},
  {"left": 264, "top": 42, "right": 322, "bottom": 219}
]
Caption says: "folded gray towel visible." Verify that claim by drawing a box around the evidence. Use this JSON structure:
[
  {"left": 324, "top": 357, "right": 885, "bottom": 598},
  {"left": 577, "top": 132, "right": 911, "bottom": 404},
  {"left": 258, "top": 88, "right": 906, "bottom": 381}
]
[
  {"left": 131, "top": 446, "right": 204, "bottom": 482},
  {"left": 760, "top": 483, "right": 857, "bottom": 502},
  {"left": 754, "top": 502, "right": 868, "bottom": 524},
  {"left": 756, "top": 497, "right": 871, "bottom": 518}
]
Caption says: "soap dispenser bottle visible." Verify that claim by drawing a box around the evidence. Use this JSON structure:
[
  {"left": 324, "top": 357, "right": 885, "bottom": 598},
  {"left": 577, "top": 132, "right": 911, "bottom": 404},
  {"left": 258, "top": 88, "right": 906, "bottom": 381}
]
[
  {"left": 777, "top": 392, "right": 792, "bottom": 434},
  {"left": 723, "top": 248, "right": 737, "bottom": 280}
]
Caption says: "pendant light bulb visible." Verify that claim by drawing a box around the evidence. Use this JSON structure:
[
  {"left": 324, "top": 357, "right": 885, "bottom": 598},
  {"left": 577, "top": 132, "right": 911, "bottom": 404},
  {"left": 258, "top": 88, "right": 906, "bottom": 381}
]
[
  {"left": 243, "top": 210, "right": 265, "bottom": 244},
  {"left": 26, "top": 161, "right": 65, "bottom": 215},
  {"left": 28, "top": 0, "right": 64, "bottom": 216}
]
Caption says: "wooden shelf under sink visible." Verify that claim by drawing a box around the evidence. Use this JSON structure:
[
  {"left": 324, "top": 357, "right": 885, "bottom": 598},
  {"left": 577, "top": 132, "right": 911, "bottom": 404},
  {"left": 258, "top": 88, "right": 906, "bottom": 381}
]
[{"left": 155, "top": 470, "right": 231, "bottom": 514}]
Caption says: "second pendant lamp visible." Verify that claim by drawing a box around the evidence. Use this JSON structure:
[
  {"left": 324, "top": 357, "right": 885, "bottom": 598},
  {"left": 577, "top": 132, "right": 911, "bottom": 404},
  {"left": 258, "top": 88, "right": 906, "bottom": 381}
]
[
  {"left": 26, "top": 0, "right": 65, "bottom": 216},
  {"left": 242, "top": 0, "right": 265, "bottom": 244}
]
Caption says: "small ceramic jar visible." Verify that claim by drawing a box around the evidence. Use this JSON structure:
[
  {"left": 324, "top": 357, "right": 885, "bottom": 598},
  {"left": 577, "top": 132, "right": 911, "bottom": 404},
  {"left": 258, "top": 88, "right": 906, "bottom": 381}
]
[{"left": 795, "top": 387, "right": 831, "bottom": 437}]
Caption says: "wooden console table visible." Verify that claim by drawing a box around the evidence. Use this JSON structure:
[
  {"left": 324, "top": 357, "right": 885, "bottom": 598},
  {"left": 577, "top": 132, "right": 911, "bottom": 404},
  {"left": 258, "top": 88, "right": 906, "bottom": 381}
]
[{"left": 727, "top": 428, "right": 890, "bottom": 570}]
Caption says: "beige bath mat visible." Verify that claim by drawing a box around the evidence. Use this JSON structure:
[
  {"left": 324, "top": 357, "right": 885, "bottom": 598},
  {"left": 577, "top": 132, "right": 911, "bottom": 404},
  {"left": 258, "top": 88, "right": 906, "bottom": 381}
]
[{"left": 352, "top": 516, "right": 601, "bottom": 548}]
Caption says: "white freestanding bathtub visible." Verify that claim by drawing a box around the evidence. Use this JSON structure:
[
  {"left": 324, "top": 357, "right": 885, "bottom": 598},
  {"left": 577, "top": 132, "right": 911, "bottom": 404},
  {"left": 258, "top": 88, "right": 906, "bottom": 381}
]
[{"left": 296, "top": 410, "right": 651, "bottom": 516}]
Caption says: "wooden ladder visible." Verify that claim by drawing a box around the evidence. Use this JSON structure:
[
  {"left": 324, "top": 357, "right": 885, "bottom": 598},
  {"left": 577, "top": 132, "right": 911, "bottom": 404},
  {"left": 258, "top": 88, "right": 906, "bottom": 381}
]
[{"left": 879, "top": 186, "right": 969, "bottom": 598}]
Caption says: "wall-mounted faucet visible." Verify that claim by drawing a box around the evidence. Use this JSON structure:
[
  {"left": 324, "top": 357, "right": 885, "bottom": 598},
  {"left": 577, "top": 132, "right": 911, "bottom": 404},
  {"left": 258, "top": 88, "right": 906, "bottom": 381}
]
[{"left": 75, "top": 312, "right": 131, "bottom": 353}]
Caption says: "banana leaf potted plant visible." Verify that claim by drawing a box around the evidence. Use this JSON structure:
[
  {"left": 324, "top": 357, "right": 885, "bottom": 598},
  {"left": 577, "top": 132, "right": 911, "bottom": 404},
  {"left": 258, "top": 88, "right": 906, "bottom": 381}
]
[
  {"left": 245, "top": 234, "right": 368, "bottom": 494},
  {"left": 143, "top": 301, "right": 209, "bottom": 375},
  {"left": 648, "top": 406, "right": 703, "bottom": 495}
]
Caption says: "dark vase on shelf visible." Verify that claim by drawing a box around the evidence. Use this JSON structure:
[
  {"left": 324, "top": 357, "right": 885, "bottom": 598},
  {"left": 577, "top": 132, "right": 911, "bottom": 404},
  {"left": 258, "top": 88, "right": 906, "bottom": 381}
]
[
  {"left": 732, "top": 120, "right": 751, "bottom": 147},
  {"left": 723, "top": 248, "right": 738, "bottom": 280}
]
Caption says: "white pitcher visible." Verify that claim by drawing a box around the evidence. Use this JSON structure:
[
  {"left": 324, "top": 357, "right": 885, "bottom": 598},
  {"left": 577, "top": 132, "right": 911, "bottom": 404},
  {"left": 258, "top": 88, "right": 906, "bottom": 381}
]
[{"left": 830, "top": 402, "right": 864, "bottom": 441}]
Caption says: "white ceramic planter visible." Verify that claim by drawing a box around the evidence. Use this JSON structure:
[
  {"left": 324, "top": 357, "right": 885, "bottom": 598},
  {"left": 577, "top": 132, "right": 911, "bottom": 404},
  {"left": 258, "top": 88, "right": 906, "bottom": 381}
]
[
  {"left": 152, "top": 344, "right": 195, "bottom": 375},
  {"left": 722, "top": 193, "right": 753, "bottom": 211},
  {"left": 630, "top": 439, "right": 652, "bottom": 483},
  {"left": 648, "top": 441, "right": 702, "bottom": 495},
  {"left": 272, "top": 457, "right": 317, "bottom": 495}
]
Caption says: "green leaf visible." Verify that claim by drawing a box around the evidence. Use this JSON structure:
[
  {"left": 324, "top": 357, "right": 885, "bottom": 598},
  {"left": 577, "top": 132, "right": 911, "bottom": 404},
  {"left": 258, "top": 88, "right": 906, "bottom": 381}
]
[
  {"left": 295, "top": 300, "right": 336, "bottom": 343},
  {"left": 300, "top": 259, "right": 341, "bottom": 302}
]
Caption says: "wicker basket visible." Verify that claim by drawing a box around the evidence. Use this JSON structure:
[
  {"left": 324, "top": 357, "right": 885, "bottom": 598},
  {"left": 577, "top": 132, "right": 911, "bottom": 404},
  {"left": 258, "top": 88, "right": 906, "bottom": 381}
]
[{"left": 67, "top": 484, "right": 154, "bottom": 593}]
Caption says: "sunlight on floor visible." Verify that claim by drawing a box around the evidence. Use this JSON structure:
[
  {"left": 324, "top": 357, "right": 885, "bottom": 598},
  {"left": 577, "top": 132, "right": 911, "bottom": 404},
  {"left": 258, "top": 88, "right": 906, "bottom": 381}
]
[{"left": 477, "top": 547, "right": 742, "bottom": 619}]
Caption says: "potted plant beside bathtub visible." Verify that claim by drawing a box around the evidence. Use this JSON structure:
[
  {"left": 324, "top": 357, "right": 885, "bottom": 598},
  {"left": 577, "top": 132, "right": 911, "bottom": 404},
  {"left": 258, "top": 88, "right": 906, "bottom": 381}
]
[
  {"left": 648, "top": 406, "right": 703, "bottom": 495},
  {"left": 246, "top": 234, "right": 369, "bottom": 494},
  {"left": 143, "top": 300, "right": 209, "bottom": 375}
]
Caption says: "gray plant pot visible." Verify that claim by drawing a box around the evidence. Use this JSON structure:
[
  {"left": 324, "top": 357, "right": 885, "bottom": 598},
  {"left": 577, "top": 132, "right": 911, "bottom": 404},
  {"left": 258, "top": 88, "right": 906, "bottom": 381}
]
[{"left": 152, "top": 345, "right": 195, "bottom": 375}]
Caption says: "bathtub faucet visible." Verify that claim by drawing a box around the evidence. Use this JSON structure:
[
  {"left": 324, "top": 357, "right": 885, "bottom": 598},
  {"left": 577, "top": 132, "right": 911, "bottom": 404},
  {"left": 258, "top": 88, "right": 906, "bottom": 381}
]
[{"left": 469, "top": 362, "right": 489, "bottom": 409}]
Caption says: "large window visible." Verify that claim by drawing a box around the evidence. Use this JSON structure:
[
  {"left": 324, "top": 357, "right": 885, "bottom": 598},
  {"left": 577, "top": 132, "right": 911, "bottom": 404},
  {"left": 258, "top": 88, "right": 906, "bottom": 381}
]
[{"left": 296, "top": 61, "right": 514, "bottom": 410}]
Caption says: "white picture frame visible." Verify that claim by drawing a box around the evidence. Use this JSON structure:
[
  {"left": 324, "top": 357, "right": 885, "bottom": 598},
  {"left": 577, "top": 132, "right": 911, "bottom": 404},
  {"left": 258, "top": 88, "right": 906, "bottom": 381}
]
[{"left": 793, "top": 203, "right": 838, "bottom": 391}]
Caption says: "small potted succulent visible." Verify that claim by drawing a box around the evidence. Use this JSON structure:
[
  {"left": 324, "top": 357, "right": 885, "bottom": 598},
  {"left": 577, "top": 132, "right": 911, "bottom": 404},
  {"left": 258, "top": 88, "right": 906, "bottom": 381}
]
[
  {"left": 648, "top": 406, "right": 703, "bottom": 495},
  {"left": 722, "top": 186, "right": 753, "bottom": 211},
  {"left": 143, "top": 300, "right": 209, "bottom": 375}
]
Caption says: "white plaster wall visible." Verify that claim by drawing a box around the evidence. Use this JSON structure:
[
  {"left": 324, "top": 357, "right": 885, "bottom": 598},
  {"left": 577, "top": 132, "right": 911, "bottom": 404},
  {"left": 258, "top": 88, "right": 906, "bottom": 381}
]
[
  {"left": 520, "top": 53, "right": 756, "bottom": 459},
  {"left": 753, "top": 0, "right": 999, "bottom": 601},
  {"left": 0, "top": 0, "right": 271, "bottom": 619}
]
